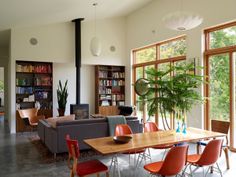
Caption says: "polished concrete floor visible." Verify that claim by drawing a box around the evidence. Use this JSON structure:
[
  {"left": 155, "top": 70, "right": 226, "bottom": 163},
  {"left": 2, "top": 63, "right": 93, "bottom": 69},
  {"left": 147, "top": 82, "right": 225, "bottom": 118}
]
[{"left": 0, "top": 116, "right": 235, "bottom": 177}]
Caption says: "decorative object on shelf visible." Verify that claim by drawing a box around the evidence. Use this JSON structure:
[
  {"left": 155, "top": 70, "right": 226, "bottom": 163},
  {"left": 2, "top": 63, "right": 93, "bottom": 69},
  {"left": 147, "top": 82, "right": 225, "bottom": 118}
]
[
  {"left": 35, "top": 101, "right": 40, "bottom": 109},
  {"left": 162, "top": 0, "right": 203, "bottom": 31},
  {"left": 57, "top": 80, "right": 68, "bottom": 116},
  {"left": 90, "top": 3, "right": 102, "bottom": 56}
]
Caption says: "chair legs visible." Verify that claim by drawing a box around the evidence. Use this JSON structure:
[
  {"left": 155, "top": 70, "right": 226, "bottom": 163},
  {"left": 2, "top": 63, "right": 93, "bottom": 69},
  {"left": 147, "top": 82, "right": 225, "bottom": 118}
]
[
  {"left": 136, "top": 149, "right": 151, "bottom": 167},
  {"left": 187, "top": 163, "right": 222, "bottom": 177},
  {"left": 196, "top": 143, "right": 201, "bottom": 154},
  {"left": 223, "top": 147, "right": 230, "bottom": 169},
  {"left": 70, "top": 170, "right": 74, "bottom": 177}
]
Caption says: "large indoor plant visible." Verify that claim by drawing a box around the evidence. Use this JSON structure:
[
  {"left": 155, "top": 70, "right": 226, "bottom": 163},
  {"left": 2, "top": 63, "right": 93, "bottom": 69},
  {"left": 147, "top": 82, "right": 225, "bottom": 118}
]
[
  {"left": 57, "top": 80, "right": 68, "bottom": 116},
  {"left": 134, "top": 62, "right": 205, "bottom": 130}
]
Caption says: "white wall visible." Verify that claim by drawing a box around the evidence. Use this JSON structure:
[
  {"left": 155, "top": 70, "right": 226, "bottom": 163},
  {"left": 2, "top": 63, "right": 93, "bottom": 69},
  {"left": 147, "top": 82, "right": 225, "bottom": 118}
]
[
  {"left": 80, "top": 65, "right": 95, "bottom": 114},
  {"left": 53, "top": 62, "right": 76, "bottom": 116},
  {"left": 126, "top": 0, "right": 236, "bottom": 128},
  {"left": 11, "top": 22, "right": 75, "bottom": 62},
  {"left": 9, "top": 17, "right": 127, "bottom": 133}
]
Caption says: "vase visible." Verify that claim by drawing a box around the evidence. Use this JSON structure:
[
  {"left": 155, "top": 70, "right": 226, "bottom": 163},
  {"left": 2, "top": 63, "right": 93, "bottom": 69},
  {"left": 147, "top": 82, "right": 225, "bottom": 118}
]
[
  {"left": 182, "top": 122, "right": 187, "bottom": 134},
  {"left": 58, "top": 108, "right": 65, "bottom": 116},
  {"left": 176, "top": 121, "right": 181, "bottom": 133}
]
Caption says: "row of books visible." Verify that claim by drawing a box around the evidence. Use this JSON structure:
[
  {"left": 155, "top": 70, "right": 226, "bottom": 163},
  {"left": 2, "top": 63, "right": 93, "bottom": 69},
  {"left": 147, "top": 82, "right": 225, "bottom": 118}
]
[
  {"left": 100, "top": 100, "right": 125, "bottom": 106},
  {"left": 16, "top": 87, "right": 33, "bottom": 94},
  {"left": 16, "top": 77, "right": 52, "bottom": 86},
  {"left": 100, "top": 95, "right": 112, "bottom": 100},
  {"left": 16, "top": 64, "right": 52, "bottom": 73},
  {"left": 112, "top": 94, "right": 125, "bottom": 101},
  {"left": 34, "top": 77, "right": 52, "bottom": 86},
  {"left": 98, "top": 71, "right": 108, "bottom": 78},
  {"left": 99, "top": 80, "right": 125, "bottom": 86},
  {"left": 112, "top": 72, "right": 125, "bottom": 78},
  {"left": 99, "top": 88, "right": 112, "bottom": 94}
]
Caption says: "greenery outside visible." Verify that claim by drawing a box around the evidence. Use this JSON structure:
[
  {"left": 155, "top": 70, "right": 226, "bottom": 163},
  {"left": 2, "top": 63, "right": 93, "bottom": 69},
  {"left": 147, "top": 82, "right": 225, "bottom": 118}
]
[
  {"left": 208, "top": 25, "right": 236, "bottom": 121},
  {"left": 0, "top": 80, "right": 3, "bottom": 91}
]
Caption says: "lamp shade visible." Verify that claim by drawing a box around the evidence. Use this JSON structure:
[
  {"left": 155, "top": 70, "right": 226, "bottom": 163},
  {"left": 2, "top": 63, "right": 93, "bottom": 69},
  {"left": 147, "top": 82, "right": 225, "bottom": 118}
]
[
  {"left": 162, "top": 11, "right": 203, "bottom": 31},
  {"left": 90, "top": 36, "right": 101, "bottom": 56}
]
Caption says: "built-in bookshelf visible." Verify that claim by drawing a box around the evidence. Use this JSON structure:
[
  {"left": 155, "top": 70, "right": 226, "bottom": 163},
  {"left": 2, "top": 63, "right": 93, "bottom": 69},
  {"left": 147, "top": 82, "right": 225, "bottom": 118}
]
[
  {"left": 16, "top": 61, "right": 53, "bottom": 111},
  {"left": 95, "top": 65, "right": 125, "bottom": 115}
]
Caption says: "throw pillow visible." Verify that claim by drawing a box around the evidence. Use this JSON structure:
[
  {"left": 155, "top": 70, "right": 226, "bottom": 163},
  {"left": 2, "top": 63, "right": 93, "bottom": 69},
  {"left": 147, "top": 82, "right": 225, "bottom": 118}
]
[{"left": 46, "top": 114, "right": 75, "bottom": 128}]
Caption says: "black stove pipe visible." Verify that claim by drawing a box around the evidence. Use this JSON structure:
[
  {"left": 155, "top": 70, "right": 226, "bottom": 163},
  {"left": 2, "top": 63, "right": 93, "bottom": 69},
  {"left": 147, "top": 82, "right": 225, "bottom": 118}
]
[{"left": 72, "top": 18, "right": 84, "bottom": 104}]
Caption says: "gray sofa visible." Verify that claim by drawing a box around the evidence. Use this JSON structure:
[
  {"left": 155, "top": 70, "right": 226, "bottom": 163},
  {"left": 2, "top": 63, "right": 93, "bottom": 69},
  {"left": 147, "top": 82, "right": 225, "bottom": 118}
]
[{"left": 38, "top": 116, "right": 142, "bottom": 156}]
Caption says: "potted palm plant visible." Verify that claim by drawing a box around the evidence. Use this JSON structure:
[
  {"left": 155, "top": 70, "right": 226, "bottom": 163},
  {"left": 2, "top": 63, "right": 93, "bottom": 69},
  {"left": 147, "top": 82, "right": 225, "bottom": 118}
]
[
  {"left": 57, "top": 80, "right": 68, "bottom": 116},
  {"left": 134, "top": 62, "right": 205, "bottom": 130}
]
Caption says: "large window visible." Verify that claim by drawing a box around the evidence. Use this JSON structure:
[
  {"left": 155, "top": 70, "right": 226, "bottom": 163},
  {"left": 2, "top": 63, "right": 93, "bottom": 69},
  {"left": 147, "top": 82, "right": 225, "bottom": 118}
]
[
  {"left": 132, "top": 36, "right": 186, "bottom": 128},
  {"left": 204, "top": 21, "right": 236, "bottom": 151}
]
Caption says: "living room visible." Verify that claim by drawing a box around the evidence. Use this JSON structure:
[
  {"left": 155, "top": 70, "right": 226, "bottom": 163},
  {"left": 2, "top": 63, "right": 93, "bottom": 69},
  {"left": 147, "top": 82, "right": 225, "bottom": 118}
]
[{"left": 0, "top": 0, "right": 236, "bottom": 176}]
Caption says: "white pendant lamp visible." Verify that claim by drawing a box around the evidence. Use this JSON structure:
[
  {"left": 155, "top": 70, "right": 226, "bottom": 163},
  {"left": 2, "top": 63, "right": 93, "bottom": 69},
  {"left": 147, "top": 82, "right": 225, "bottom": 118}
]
[
  {"left": 90, "top": 3, "right": 101, "bottom": 56},
  {"left": 162, "top": 0, "right": 203, "bottom": 31}
]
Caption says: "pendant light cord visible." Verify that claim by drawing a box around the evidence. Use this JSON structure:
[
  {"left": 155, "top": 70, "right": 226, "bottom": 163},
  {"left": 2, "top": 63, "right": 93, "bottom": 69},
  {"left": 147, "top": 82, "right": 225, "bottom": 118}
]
[{"left": 93, "top": 3, "right": 97, "bottom": 37}]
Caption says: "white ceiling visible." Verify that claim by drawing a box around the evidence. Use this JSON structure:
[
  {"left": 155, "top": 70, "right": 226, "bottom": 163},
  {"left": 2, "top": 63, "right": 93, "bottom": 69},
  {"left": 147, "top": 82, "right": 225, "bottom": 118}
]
[
  {"left": 0, "top": 0, "right": 153, "bottom": 48},
  {"left": 0, "top": 0, "right": 153, "bottom": 31}
]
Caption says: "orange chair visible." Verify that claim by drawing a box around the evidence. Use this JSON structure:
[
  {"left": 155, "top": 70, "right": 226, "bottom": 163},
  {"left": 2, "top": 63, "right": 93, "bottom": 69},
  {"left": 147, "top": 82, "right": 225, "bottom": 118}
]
[
  {"left": 144, "top": 145, "right": 189, "bottom": 176},
  {"left": 187, "top": 139, "right": 223, "bottom": 177},
  {"left": 18, "top": 108, "right": 45, "bottom": 131},
  {"left": 144, "top": 122, "right": 174, "bottom": 159},
  {"left": 114, "top": 124, "right": 148, "bottom": 167},
  {"left": 65, "top": 135, "right": 109, "bottom": 177},
  {"left": 197, "top": 119, "right": 230, "bottom": 169}
]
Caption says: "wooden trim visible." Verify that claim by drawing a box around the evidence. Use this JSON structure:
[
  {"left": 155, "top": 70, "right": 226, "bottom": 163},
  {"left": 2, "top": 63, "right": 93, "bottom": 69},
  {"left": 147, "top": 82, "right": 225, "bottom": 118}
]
[
  {"left": 204, "top": 55, "right": 210, "bottom": 130},
  {"left": 133, "top": 56, "right": 186, "bottom": 68},
  {"left": 229, "top": 52, "right": 235, "bottom": 150},
  {"left": 205, "top": 46, "right": 236, "bottom": 56},
  {"left": 133, "top": 67, "right": 136, "bottom": 110},
  {"left": 142, "top": 66, "right": 146, "bottom": 123},
  {"left": 132, "top": 35, "right": 186, "bottom": 53},
  {"left": 204, "top": 30, "right": 210, "bottom": 51},
  {"left": 133, "top": 50, "right": 136, "bottom": 66},
  {"left": 204, "top": 21, "right": 236, "bottom": 33}
]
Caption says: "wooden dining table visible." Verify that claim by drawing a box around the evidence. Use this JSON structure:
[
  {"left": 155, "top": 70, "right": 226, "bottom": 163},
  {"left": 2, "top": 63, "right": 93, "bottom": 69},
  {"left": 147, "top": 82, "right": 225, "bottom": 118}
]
[
  {"left": 84, "top": 127, "right": 226, "bottom": 177},
  {"left": 84, "top": 127, "right": 226, "bottom": 155}
]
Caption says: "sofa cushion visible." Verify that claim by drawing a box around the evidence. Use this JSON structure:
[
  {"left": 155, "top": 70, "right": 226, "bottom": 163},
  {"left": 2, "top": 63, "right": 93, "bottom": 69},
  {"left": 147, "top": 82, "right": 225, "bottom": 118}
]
[{"left": 46, "top": 114, "right": 75, "bottom": 128}]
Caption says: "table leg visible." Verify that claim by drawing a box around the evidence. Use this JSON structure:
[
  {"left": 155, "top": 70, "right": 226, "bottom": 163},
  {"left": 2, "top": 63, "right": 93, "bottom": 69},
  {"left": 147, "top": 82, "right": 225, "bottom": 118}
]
[{"left": 110, "top": 154, "right": 121, "bottom": 177}]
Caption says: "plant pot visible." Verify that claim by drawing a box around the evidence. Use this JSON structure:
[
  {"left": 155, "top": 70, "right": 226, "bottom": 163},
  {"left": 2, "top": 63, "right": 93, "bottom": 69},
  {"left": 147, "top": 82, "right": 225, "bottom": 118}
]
[{"left": 58, "top": 108, "right": 65, "bottom": 116}]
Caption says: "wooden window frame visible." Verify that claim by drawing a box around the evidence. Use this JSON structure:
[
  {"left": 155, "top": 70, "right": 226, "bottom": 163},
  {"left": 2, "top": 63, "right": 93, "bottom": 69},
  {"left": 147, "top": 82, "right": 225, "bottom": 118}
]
[
  {"left": 204, "top": 21, "right": 236, "bottom": 151},
  {"left": 132, "top": 35, "right": 186, "bottom": 126}
]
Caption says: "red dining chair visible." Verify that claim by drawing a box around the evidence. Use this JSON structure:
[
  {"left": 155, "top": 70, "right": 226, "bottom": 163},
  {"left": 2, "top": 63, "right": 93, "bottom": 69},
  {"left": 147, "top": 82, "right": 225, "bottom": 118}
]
[
  {"left": 144, "top": 122, "right": 174, "bottom": 159},
  {"left": 65, "top": 135, "right": 109, "bottom": 177},
  {"left": 187, "top": 139, "right": 223, "bottom": 177},
  {"left": 114, "top": 124, "right": 148, "bottom": 167},
  {"left": 144, "top": 145, "right": 189, "bottom": 176},
  {"left": 197, "top": 119, "right": 230, "bottom": 169}
]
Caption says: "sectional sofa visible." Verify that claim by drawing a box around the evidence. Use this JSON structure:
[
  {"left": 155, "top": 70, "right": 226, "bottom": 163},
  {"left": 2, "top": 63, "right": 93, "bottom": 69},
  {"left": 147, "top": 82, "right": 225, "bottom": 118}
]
[{"left": 38, "top": 116, "right": 142, "bottom": 157}]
